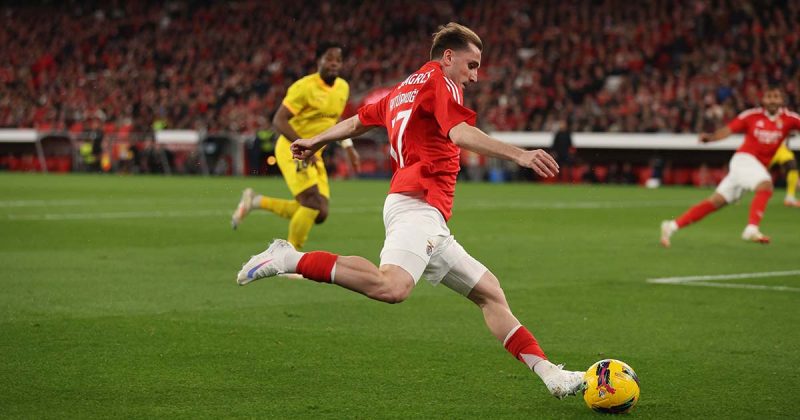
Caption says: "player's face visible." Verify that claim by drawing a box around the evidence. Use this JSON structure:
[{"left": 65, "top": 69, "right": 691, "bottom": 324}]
[
  {"left": 318, "top": 48, "right": 343, "bottom": 79},
  {"left": 762, "top": 89, "right": 783, "bottom": 114},
  {"left": 444, "top": 43, "right": 481, "bottom": 89}
]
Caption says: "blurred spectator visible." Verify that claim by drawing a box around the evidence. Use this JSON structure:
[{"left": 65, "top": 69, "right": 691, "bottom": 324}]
[
  {"left": 81, "top": 116, "right": 104, "bottom": 172},
  {"left": 582, "top": 164, "right": 600, "bottom": 184},
  {"left": 0, "top": 0, "right": 798, "bottom": 136},
  {"left": 140, "top": 138, "right": 166, "bottom": 174},
  {"left": 620, "top": 162, "right": 638, "bottom": 185},
  {"left": 551, "top": 119, "right": 575, "bottom": 182}
]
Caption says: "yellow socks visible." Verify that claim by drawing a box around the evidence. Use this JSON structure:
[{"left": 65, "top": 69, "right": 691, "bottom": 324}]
[
  {"left": 253, "top": 195, "right": 319, "bottom": 249},
  {"left": 288, "top": 206, "right": 320, "bottom": 250},
  {"left": 787, "top": 169, "right": 798, "bottom": 200},
  {"left": 258, "top": 196, "right": 300, "bottom": 219}
]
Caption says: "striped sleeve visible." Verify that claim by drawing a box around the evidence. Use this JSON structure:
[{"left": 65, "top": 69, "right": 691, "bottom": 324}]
[
  {"left": 786, "top": 110, "right": 800, "bottom": 130},
  {"left": 430, "top": 74, "right": 476, "bottom": 137},
  {"left": 728, "top": 108, "right": 760, "bottom": 133}
]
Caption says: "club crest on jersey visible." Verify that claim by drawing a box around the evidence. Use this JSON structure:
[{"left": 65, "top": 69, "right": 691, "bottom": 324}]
[
  {"left": 776, "top": 119, "right": 783, "bottom": 129},
  {"left": 756, "top": 120, "right": 765, "bottom": 128}
]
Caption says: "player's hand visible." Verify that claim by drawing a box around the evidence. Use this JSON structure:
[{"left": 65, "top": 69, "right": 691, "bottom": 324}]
[
  {"left": 699, "top": 133, "right": 712, "bottom": 143},
  {"left": 291, "top": 138, "right": 322, "bottom": 161},
  {"left": 516, "top": 149, "right": 559, "bottom": 177},
  {"left": 346, "top": 147, "right": 361, "bottom": 173}
]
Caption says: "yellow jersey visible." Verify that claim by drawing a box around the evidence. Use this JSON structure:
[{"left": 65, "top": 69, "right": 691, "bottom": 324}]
[
  {"left": 770, "top": 142, "right": 796, "bottom": 166},
  {"left": 281, "top": 72, "right": 350, "bottom": 140}
]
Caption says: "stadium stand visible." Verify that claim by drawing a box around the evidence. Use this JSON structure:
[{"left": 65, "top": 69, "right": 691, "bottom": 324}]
[{"left": 0, "top": 0, "right": 798, "bottom": 179}]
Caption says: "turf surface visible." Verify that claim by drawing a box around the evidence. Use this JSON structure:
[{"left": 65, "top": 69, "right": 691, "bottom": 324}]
[{"left": 1, "top": 173, "right": 798, "bottom": 419}]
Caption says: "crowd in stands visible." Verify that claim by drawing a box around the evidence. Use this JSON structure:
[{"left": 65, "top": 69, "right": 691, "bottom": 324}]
[{"left": 1, "top": 0, "right": 798, "bottom": 137}]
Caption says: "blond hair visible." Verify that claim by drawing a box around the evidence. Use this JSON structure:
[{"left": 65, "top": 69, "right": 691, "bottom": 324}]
[{"left": 430, "top": 22, "right": 483, "bottom": 60}]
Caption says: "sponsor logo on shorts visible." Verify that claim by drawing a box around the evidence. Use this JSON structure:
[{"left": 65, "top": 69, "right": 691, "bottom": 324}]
[{"left": 426, "top": 240, "right": 434, "bottom": 257}]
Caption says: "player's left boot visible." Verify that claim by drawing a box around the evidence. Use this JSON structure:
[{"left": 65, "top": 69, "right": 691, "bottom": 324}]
[
  {"left": 660, "top": 220, "right": 677, "bottom": 248},
  {"left": 741, "top": 224, "right": 770, "bottom": 244},
  {"left": 543, "top": 365, "right": 586, "bottom": 399},
  {"left": 231, "top": 188, "right": 254, "bottom": 230},
  {"left": 236, "top": 239, "right": 298, "bottom": 285}
]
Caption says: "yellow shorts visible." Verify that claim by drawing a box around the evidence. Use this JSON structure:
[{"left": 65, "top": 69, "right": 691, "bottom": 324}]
[
  {"left": 274, "top": 136, "right": 330, "bottom": 198},
  {"left": 770, "top": 143, "right": 796, "bottom": 167}
]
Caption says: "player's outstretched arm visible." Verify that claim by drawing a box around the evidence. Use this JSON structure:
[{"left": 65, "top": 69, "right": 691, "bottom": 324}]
[
  {"left": 449, "top": 122, "right": 559, "bottom": 177},
  {"left": 291, "top": 115, "right": 373, "bottom": 161},
  {"left": 699, "top": 126, "right": 732, "bottom": 143}
]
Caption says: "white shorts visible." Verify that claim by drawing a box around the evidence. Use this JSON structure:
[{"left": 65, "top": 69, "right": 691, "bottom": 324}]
[
  {"left": 715, "top": 153, "right": 772, "bottom": 203},
  {"left": 379, "top": 193, "right": 488, "bottom": 296}
]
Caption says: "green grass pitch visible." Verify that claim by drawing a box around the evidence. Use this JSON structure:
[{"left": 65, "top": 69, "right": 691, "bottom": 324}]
[{"left": 1, "top": 173, "right": 798, "bottom": 419}]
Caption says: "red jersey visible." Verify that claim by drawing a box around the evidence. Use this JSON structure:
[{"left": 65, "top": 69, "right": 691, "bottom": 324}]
[
  {"left": 358, "top": 61, "right": 476, "bottom": 220},
  {"left": 727, "top": 107, "right": 800, "bottom": 166}
]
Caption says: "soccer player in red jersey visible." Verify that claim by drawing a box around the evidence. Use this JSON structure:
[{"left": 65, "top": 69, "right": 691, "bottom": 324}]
[
  {"left": 661, "top": 86, "right": 800, "bottom": 247},
  {"left": 236, "top": 23, "right": 585, "bottom": 399}
]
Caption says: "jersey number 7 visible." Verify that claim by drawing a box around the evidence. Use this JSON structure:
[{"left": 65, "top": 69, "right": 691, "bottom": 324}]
[{"left": 389, "top": 109, "right": 411, "bottom": 168}]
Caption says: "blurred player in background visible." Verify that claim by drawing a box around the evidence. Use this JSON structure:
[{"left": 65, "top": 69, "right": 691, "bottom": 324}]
[
  {"left": 236, "top": 23, "right": 586, "bottom": 400},
  {"left": 661, "top": 86, "right": 800, "bottom": 246},
  {"left": 769, "top": 141, "right": 799, "bottom": 207},
  {"left": 231, "top": 42, "right": 360, "bottom": 250}
]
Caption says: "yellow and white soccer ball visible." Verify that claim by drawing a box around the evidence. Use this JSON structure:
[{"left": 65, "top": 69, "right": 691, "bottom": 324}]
[{"left": 582, "top": 359, "right": 640, "bottom": 414}]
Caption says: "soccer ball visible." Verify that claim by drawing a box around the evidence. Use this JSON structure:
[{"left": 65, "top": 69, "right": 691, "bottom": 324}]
[{"left": 582, "top": 359, "right": 640, "bottom": 414}]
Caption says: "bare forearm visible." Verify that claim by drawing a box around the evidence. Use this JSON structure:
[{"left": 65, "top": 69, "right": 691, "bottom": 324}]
[
  {"left": 703, "top": 126, "right": 732, "bottom": 143},
  {"left": 274, "top": 121, "right": 301, "bottom": 142},
  {"left": 449, "top": 122, "right": 559, "bottom": 177},
  {"left": 272, "top": 106, "right": 301, "bottom": 142},
  {"left": 311, "top": 115, "right": 371, "bottom": 146},
  {"left": 449, "top": 123, "right": 523, "bottom": 162}
]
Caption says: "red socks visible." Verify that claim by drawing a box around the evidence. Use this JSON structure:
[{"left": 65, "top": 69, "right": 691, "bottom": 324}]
[
  {"left": 748, "top": 189, "right": 773, "bottom": 226},
  {"left": 676, "top": 200, "right": 717, "bottom": 228},
  {"left": 296, "top": 251, "right": 339, "bottom": 283},
  {"left": 503, "top": 326, "right": 547, "bottom": 368}
]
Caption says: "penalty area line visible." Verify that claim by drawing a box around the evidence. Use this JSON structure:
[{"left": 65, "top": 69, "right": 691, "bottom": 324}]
[{"left": 646, "top": 270, "right": 800, "bottom": 292}]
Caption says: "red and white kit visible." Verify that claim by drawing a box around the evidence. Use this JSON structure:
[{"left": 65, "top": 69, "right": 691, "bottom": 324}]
[
  {"left": 717, "top": 108, "right": 800, "bottom": 202},
  {"left": 358, "top": 61, "right": 486, "bottom": 294}
]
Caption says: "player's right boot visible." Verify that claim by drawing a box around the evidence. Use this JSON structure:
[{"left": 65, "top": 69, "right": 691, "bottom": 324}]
[
  {"left": 236, "top": 239, "right": 298, "bottom": 285},
  {"left": 543, "top": 365, "right": 586, "bottom": 399},
  {"left": 231, "top": 188, "right": 254, "bottom": 230},
  {"left": 741, "top": 224, "right": 770, "bottom": 244},
  {"left": 660, "top": 220, "right": 677, "bottom": 248},
  {"left": 784, "top": 197, "right": 800, "bottom": 208}
]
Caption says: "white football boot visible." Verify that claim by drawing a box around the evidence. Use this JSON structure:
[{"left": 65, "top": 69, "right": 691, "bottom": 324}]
[
  {"left": 236, "top": 239, "right": 297, "bottom": 285},
  {"left": 660, "top": 220, "right": 677, "bottom": 248},
  {"left": 741, "top": 224, "right": 770, "bottom": 244},
  {"left": 543, "top": 365, "right": 586, "bottom": 399},
  {"left": 784, "top": 196, "right": 800, "bottom": 208},
  {"left": 231, "top": 188, "right": 254, "bottom": 230}
]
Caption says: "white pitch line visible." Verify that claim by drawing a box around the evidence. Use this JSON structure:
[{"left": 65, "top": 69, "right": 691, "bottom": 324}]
[
  {"left": 0, "top": 199, "right": 94, "bottom": 207},
  {"left": 647, "top": 270, "right": 800, "bottom": 292},
  {"left": 5, "top": 209, "right": 230, "bottom": 221},
  {"left": 2, "top": 200, "right": 689, "bottom": 221}
]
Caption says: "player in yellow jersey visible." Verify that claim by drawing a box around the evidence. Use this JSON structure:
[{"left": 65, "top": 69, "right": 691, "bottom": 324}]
[
  {"left": 231, "top": 42, "right": 360, "bottom": 249},
  {"left": 769, "top": 141, "right": 799, "bottom": 207}
]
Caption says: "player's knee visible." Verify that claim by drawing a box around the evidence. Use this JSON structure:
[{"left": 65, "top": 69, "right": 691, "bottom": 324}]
[
  {"left": 478, "top": 286, "right": 508, "bottom": 308},
  {"left": 709, "top": 193, "right": 727, "bottom": 208},
  {"left": 369, "top": 276, "right": 413, "bottom": 304},
  {"left": 468, "top": 273, "right": 508, "bottom": 307},
  {"left": 372, "top": 285, "right": 411, "bottom": 304},
  {"left": 755, "top": 182, "right": 773, "bottom": 192}
]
